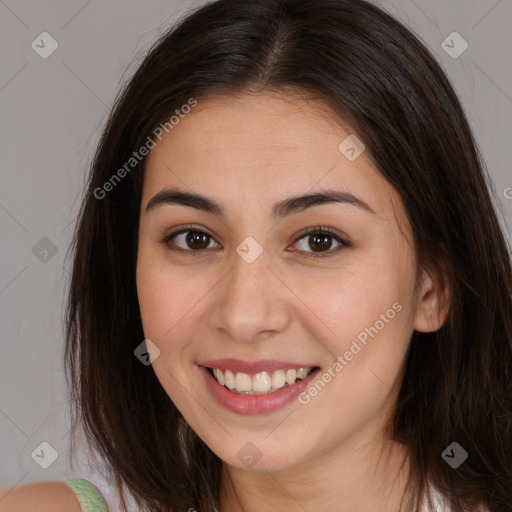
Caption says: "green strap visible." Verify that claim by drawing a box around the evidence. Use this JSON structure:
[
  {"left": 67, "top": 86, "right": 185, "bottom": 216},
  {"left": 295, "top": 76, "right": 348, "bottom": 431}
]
[{"left": 66, "top": 478, "right": 108, "bottom": 512}]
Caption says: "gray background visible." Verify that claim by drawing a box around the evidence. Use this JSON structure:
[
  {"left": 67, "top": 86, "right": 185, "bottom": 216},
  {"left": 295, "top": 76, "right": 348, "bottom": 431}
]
[{"left": 1, "top": 0, "right": 511, "bottom": 492}]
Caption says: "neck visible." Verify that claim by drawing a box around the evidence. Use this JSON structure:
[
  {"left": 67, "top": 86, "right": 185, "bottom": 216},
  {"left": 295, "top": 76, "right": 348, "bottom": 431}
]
[{"left": 219, "top": 436, "right": 411, "bottom": 512}]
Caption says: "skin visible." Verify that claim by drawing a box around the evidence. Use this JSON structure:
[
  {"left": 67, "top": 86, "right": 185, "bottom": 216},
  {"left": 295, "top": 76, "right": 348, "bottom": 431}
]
[{"left": 136, "top": 91, "right": 450, "bottom": 512}]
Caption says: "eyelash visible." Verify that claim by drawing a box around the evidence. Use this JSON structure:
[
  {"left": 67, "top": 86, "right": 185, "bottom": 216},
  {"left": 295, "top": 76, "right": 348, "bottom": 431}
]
[{"left": 160, "top": 224, "right": 350, "bottom": 258}]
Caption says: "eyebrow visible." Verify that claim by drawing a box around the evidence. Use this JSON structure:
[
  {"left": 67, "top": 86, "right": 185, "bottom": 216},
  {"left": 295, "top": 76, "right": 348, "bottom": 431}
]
[{"left": 145, "top": 187, "right": 375, "bottom": 219}]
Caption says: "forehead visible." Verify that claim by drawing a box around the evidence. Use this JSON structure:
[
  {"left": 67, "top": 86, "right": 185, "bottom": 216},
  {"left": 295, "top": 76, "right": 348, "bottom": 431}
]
[{"left": 142, "top": 92, "right": 397, "bottom": 218}]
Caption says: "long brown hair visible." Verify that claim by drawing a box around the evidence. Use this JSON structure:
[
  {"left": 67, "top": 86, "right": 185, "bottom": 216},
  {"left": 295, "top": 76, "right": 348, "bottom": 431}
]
[{"left": 64, "top": 1, "right": 512, "bottom": 510}]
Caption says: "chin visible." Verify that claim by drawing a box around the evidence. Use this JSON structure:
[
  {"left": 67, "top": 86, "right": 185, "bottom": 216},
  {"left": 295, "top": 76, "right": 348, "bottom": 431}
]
[{"left": 211, "top": 442, "right": 306, "bottom": 473}]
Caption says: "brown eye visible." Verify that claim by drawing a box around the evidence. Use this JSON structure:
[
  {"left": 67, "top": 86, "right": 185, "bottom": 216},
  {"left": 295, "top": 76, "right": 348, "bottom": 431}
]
[
  {"left": 307, "top": 233, "right": 334, "bottom": 252},
  {"left": 163, "top": 228, "right": 220, "bottom": 252},
  {"left": 185, "top": 231, "right": 211, "bottom": 250},
  {"left": 292, "top": 227, "right": 349, "bottom": 257}
]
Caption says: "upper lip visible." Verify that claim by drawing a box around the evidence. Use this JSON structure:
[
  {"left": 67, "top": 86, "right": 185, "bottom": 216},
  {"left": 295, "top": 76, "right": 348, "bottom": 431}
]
[{"left": 199, "top": 358, "right": 318, "bottom": 375}]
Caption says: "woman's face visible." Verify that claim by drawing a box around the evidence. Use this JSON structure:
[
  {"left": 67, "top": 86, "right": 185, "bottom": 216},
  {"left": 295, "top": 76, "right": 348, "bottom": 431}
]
[{"left": 136, "top": 92, "right": 437, "bottom": 472}]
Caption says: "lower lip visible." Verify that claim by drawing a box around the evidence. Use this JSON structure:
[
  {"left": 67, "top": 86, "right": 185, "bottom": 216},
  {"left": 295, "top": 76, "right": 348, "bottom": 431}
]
[{"left": 199, "top": 365, "right": 320, "bottom": 415}]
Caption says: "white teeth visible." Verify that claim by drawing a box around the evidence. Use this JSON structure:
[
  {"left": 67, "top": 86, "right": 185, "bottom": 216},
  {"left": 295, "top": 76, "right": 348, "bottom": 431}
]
[
  {"left": 285, "top": 369, "right": 297, "bottom": 385},
  {"left": 297, "top": 367, "right": 309, "bottom": 379},
  {"left": 224, "top": 370, "right": 236, "bottom": 389},
  {"left": 271, "top": 369, "right": 286, "bottom": 389},
  {"left": 210, "top": 367, "right": 314, "bottom": 394},
  {"left": 252, "top": 371, "right": 271, "bottom": 392},
  {"left": 235, "top": 372, "right": 252, "bottom": 392},
  {"left": 214, "top": 368, "right": 225, "bottom": 386}
]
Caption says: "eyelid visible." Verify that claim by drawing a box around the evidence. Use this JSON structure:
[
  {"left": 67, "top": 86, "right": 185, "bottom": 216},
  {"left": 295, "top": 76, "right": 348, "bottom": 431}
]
[
  {"left": 160, "top": 223, "right": 220, "bottom": 247},
  {"left": 293, "top": 225, "right": 347, "bottom": 242},
  {"left": 161, "top": 223, "right": 213, "bottom": 239}
]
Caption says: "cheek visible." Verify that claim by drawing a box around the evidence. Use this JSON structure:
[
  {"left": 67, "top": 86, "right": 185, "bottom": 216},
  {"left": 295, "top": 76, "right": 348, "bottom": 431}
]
[
  {"left": 289, "top": 273, "right": 410, "bottom": 433},
  {"left": 136, "top": 248, "right": 195, "bottom": 350},
  {"left": 135, "top": 253, "right": 205, "bottom": 406},
  {"left": 136, "top": 247, "right": 223, "bottom": 380},
  {"left": 291, "top": 263, "right": 407, "bottom": 355},
  {"left": 288, "top": 259, "right": 414, "bottom": 418}
]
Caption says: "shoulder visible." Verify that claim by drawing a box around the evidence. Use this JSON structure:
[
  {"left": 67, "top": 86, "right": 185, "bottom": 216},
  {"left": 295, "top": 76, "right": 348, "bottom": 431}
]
[{"left": 0, "top": 480, "right": 83, "bottom": 512}]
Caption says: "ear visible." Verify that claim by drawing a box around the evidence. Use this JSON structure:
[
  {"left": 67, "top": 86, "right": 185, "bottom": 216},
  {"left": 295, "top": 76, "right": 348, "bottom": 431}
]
[{"left": 413, "top": 266, "right": 451, "bottom": 333}]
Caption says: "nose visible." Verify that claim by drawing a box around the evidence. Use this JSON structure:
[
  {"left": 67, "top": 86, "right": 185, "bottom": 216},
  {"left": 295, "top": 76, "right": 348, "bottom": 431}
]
[{"left": 210, "top": 243, "right": 292, "bottom": 344}]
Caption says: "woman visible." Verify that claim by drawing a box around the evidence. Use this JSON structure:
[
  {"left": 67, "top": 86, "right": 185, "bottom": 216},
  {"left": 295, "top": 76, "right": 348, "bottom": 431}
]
[{"left": 2, "top": 0, "right": 510, "bottom": 511}]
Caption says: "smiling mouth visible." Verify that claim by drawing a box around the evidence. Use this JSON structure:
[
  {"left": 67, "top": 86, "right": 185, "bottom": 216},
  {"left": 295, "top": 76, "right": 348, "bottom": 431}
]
[{"left": 206, "top": 366, "right": 319, "bottom": 395}]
